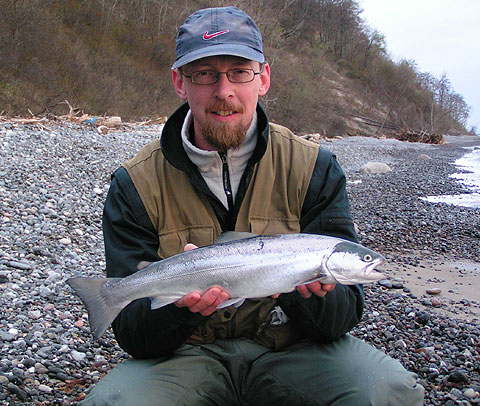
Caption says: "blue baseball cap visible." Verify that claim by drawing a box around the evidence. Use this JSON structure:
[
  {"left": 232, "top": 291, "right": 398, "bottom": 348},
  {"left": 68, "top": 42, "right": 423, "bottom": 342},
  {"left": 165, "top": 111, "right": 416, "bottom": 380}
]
[{"left": 172, "top": 7, "right": 265, "bottom": 70}]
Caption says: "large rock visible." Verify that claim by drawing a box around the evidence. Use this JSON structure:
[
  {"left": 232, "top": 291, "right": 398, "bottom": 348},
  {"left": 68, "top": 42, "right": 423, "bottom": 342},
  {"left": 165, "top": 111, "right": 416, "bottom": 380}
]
[{"left": 361, "top": 162, "right": 392, "bottom": 174}]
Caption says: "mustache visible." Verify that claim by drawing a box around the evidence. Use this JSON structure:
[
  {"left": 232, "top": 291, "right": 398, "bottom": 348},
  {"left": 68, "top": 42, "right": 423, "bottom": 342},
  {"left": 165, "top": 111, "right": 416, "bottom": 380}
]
[{"left": 206, "top": 101, "right": 244, "bottom": 114}]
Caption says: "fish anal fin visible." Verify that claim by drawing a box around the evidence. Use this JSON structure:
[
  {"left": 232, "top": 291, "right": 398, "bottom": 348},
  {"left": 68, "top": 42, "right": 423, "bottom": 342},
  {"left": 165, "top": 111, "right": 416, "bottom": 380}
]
[
  {"left": 149, "top": 296, "right": 180, "bottom": 309},
  {"left": 216, "top": 298, "right": 245, "bottom": 309}
]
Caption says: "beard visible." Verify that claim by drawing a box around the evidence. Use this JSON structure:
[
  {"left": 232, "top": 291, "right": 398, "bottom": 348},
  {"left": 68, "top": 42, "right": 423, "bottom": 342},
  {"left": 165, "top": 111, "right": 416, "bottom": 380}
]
[{"left": 200, "top": 101, "right": 248, "bottom": 151}]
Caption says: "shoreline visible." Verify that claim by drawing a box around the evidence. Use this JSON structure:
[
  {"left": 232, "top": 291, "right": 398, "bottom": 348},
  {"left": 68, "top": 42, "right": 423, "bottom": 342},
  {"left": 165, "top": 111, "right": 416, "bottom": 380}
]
[
  {"left": 1, "top": 120, "right": 479, "bottom": 405},
  {"left": 321, "top": 134, "right": 480, "bottom": 404}
]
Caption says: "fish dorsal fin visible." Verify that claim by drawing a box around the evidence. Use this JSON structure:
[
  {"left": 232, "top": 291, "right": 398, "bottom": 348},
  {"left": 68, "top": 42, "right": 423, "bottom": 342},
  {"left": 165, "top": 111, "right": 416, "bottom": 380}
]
[
  {"left": 214, "top": 231, "right": 258, "bottom": 244},
  {"left": 137, "top": 261, "right": 152, "bottom": 271}
]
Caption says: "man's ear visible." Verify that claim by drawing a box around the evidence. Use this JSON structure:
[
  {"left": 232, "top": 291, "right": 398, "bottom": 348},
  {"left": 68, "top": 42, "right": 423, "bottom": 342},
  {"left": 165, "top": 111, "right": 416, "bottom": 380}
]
[
  {"left": 172, "top": 69, "right": 187, "bottom": 100},
  {"left": 258, "top": 63, "right": 271, "bottom": 97}
]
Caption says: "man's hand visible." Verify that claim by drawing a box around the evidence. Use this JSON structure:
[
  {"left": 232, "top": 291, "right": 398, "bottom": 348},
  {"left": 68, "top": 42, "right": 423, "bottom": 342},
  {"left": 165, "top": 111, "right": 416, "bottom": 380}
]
[
  {"left": 296, "top": 281, "right": 336, "bottom": 298},
  {"left": 175, "top": 243, "right": 230, "bottom": 316},
  {"left": 175, "top": 286, "right": 230, "bottom": 316}
]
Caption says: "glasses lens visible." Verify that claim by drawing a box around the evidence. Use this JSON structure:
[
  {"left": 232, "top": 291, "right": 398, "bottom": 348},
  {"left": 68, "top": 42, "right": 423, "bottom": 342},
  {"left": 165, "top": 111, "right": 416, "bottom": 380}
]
[
  {"left": 191, "top": 71, "right": 217, "bottom": 84},
  {"left": 228, "top": 69, "right": 254, "bottom": 83}
]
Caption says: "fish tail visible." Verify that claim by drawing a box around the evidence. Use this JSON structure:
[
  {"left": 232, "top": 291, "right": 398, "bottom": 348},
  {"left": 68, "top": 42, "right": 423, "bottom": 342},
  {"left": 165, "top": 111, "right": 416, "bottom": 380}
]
[{"left": 66, "top": 277, "right": 123, "bottom": 340}]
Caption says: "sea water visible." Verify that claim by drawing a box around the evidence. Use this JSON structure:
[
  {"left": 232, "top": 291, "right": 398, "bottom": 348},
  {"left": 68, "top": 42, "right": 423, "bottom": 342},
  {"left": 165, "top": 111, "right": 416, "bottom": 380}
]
[{"left": 422, "top": 146, "right": 480, "bottom": 208}]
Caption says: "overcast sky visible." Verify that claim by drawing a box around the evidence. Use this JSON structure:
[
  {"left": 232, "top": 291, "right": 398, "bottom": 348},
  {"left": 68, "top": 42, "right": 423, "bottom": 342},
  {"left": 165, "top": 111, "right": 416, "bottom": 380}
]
[{"left": 359, "top": 0, "right": 480, "bottom": 133}]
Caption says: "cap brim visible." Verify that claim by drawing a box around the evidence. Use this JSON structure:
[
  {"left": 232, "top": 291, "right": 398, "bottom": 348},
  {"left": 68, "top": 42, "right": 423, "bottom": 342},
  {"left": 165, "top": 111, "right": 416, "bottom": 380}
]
[{"left": 172, "top": 44, "right": 265, "bottom": 69}]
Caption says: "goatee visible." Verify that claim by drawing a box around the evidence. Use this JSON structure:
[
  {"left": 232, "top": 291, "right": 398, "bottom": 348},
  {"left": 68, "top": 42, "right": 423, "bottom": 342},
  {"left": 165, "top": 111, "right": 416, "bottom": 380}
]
[{"left": 201, "top": 102, "right": 247, "bottom": 151}]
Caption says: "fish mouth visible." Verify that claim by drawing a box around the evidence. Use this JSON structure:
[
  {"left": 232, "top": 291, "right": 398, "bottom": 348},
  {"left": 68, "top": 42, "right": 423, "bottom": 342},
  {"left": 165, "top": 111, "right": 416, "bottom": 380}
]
[{"left": 365, "top": 256, "right": 386, "bottom": 280}]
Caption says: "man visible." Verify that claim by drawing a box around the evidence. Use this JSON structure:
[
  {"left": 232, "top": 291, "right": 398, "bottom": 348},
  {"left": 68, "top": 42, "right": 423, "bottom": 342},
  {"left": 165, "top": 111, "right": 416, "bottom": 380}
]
[{"left": 81, "top": 6, "right": 424, "bottom": 405}]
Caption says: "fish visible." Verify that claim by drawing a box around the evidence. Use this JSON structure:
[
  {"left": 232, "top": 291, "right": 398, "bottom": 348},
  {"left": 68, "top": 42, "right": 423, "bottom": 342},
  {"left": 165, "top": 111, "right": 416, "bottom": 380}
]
[{"left": 66, "top": 232, "right": 385, "bottom": 339}]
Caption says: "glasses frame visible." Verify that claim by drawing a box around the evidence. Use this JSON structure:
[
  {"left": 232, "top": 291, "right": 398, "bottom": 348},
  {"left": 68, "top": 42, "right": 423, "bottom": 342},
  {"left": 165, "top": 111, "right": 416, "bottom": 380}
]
[{"left": 181, "top": 65, "right": 264, "bottom": 85}]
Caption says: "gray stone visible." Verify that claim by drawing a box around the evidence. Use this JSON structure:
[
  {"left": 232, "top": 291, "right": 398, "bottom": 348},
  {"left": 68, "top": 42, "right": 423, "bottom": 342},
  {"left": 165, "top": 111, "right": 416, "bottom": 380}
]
[{"left": 361, "top": 162, "right": 392, "bottom": 174}]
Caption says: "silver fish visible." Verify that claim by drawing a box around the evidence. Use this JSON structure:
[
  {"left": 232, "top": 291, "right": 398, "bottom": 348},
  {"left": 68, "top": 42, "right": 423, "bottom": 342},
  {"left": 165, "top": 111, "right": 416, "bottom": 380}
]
[{"left": 67, "top": 232, "right": 385, "bottom": 339}]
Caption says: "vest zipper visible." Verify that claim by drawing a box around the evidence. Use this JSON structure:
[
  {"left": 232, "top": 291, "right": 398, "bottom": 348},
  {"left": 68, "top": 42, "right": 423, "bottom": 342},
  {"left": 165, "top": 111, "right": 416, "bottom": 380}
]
[{"left": 219, "top": 152, "right": 234, "bottom": 212}]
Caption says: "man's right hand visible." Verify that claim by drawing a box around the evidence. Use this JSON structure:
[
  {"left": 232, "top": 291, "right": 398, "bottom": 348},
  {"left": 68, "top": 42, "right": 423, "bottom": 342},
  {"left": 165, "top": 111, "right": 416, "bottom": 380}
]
[{"left": 175, "top": 286, "right": 230, "bottom": 316}]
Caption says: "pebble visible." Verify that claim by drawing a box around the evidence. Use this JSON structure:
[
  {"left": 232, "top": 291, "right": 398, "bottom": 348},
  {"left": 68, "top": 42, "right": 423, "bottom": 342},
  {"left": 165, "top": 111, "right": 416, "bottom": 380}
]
[
  {"left": 448, "top": 370, "right": 468, "bottom": 383},
  {"left": 1, "top": 121, "right": 478, "bottom": 405},
  {"left": 71, "top": 350, "right": 87, "bottom": 362},
  {"left": 464, "top": 388, "right": 477, "bottom": 399},
  {"left": 415, "top": 312, "right": 430, "bottom": 325},
  {"left": 378, "top": 279, "right": 392, "bottom": 289},
  {"left": 34, "top": 363, "right": 49, "bottom": 374},
  {"left": 38, "top": 384, "right": 53, "bottom": 393},
  {"left": 426, "top": 288, "right": 442, "bottom": 295},
  {"left": 28, "top": 310, "right": 42, "bottom": 319},
  {"left": 0, "top": 331, "right": 15, "bottom": 341},
  {"left": 7, "top": 261, "right": 33, "bottom": 271},
  {"left": 431, "top": 299, "right": 442, "bottom": 307},
  {"left": 7, "top": 383, "right": 27, "bottom": 401}
]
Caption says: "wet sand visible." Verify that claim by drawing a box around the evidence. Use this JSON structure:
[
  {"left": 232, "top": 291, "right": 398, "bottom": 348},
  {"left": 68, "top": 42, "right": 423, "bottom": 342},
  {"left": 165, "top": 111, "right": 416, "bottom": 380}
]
[{"left": 382, "top": 254, "right": 480, "bottom": 321}]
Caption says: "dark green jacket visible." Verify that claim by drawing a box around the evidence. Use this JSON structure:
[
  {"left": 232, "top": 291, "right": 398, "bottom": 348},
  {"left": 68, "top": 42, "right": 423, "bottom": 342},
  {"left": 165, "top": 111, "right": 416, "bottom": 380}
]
[{"left": 102, "top": 103, "right": 364, "bottom": 359}]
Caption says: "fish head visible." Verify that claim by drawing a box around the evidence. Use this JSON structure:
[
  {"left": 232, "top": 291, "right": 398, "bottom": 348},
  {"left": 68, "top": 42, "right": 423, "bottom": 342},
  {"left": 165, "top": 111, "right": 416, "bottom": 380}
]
[{"left": 324, "top": 241, "right": 385, "bottom": 285}]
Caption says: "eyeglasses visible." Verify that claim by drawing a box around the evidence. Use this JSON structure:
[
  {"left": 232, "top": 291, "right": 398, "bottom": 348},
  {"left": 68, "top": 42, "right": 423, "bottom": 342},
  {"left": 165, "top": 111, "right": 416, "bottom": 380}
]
[{"left": 182, "top": 67, "right": 263, "bottom": 85}]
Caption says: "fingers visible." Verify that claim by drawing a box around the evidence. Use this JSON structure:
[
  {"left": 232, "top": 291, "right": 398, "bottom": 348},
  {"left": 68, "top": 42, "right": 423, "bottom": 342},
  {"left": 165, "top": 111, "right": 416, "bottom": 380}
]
[
  {"left": 297, "top": 282, "right": 336, "bottom": 299},
  {"left": 175, "top": 286, "right": 230, "bottom": 316},
  {"left": 183, "top": 243, "right": 198, "bottom": 252}
]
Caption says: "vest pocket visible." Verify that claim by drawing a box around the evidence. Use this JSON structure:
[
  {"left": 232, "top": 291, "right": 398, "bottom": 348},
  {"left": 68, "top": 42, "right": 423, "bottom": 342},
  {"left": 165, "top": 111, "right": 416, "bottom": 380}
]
[{"left": 157, "top": 226, "right": 216, "bottom": 259}]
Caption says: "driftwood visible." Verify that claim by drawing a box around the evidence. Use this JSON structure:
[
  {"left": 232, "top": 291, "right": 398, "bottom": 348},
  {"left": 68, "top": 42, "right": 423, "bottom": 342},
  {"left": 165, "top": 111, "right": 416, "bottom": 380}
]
[
  {"left": 349, "top": 114, "right": 445, "bottom": 144},
  {"left": 0, "top": 110, "right": 168, "bottom": 135},
  {"left": 392, "top": 129, "right": 445, "bottom": 144}
]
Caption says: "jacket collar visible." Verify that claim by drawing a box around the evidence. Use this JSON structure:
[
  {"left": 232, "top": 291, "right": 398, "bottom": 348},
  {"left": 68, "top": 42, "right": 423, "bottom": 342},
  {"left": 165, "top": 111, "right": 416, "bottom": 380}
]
[{"left": 160, "top": 102, "right": 269, "bottom": 173}]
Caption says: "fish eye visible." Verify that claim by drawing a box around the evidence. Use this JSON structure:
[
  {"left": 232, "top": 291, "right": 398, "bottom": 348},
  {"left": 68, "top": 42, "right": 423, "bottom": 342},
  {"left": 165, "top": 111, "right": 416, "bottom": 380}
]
[{"left": 363, "top": 254, "right": 373, "bottom": 262}]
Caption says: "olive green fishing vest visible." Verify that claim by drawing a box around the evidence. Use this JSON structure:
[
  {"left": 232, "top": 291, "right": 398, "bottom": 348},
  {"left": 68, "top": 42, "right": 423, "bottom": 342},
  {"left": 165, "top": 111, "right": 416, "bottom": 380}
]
[{"left": 123, "top": 123, "right": 319, "bottom": 349}]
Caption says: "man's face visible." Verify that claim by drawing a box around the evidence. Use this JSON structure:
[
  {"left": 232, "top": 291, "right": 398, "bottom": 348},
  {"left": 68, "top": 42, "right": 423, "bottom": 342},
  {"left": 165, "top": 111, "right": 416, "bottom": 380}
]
[{"left": 172, "top": 56, "right": 270, "bottom": 151}]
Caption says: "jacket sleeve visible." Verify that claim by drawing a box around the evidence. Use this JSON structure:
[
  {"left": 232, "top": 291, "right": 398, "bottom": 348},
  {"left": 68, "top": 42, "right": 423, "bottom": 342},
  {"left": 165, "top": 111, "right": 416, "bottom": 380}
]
[
  {"left": 276, "top": 148, "right": 364, "bottom": 343},
  {"left": 103, "top": 167, "right": 208, "bottom": 359}
]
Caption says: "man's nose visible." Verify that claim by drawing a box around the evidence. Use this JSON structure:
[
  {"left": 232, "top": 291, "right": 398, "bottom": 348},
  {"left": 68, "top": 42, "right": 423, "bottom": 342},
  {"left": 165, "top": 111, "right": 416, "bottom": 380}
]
[{"left": 213, "top": 73, "right": 234, "bottom": 99}]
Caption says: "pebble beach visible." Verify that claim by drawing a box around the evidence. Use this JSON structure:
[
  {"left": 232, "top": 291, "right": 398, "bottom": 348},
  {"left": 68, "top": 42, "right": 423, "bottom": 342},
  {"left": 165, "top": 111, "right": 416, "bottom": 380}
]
[{"left": 0, "top": 119, "right": 479, "bottom": 405}]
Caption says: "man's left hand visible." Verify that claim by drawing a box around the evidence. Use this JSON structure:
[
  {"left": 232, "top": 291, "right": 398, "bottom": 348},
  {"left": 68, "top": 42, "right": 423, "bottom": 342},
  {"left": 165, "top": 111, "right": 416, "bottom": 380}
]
[{"left": 271, "top": 282, "right": 336, "bottom": 299}]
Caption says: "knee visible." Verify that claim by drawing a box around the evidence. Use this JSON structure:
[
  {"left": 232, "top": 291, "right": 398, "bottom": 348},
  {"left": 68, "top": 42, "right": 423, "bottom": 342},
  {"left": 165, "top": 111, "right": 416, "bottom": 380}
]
[
  {"left": 79, "top": 383, "right": 123, "bottom": 406},
  {"left": 348, "top": 367, "right": 425, "bottom": 406},
  {"left": 338, "top": 337, "right": 424, "bottom": 405}
]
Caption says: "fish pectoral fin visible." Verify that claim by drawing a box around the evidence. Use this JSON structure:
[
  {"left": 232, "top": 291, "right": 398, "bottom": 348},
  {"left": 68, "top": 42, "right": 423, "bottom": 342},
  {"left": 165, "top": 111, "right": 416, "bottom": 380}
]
[
  {"left": 296, "top": 275, "right": 337, "bottom": 286},
  {"left": 216, "top": 298, "right": 246, "bottom": 309},
  {"left": 214, "top": 231, "right": 258, "bottom": 244},
  {"left": 149, "top": 296, "right": 181, "bottom": 309}
]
